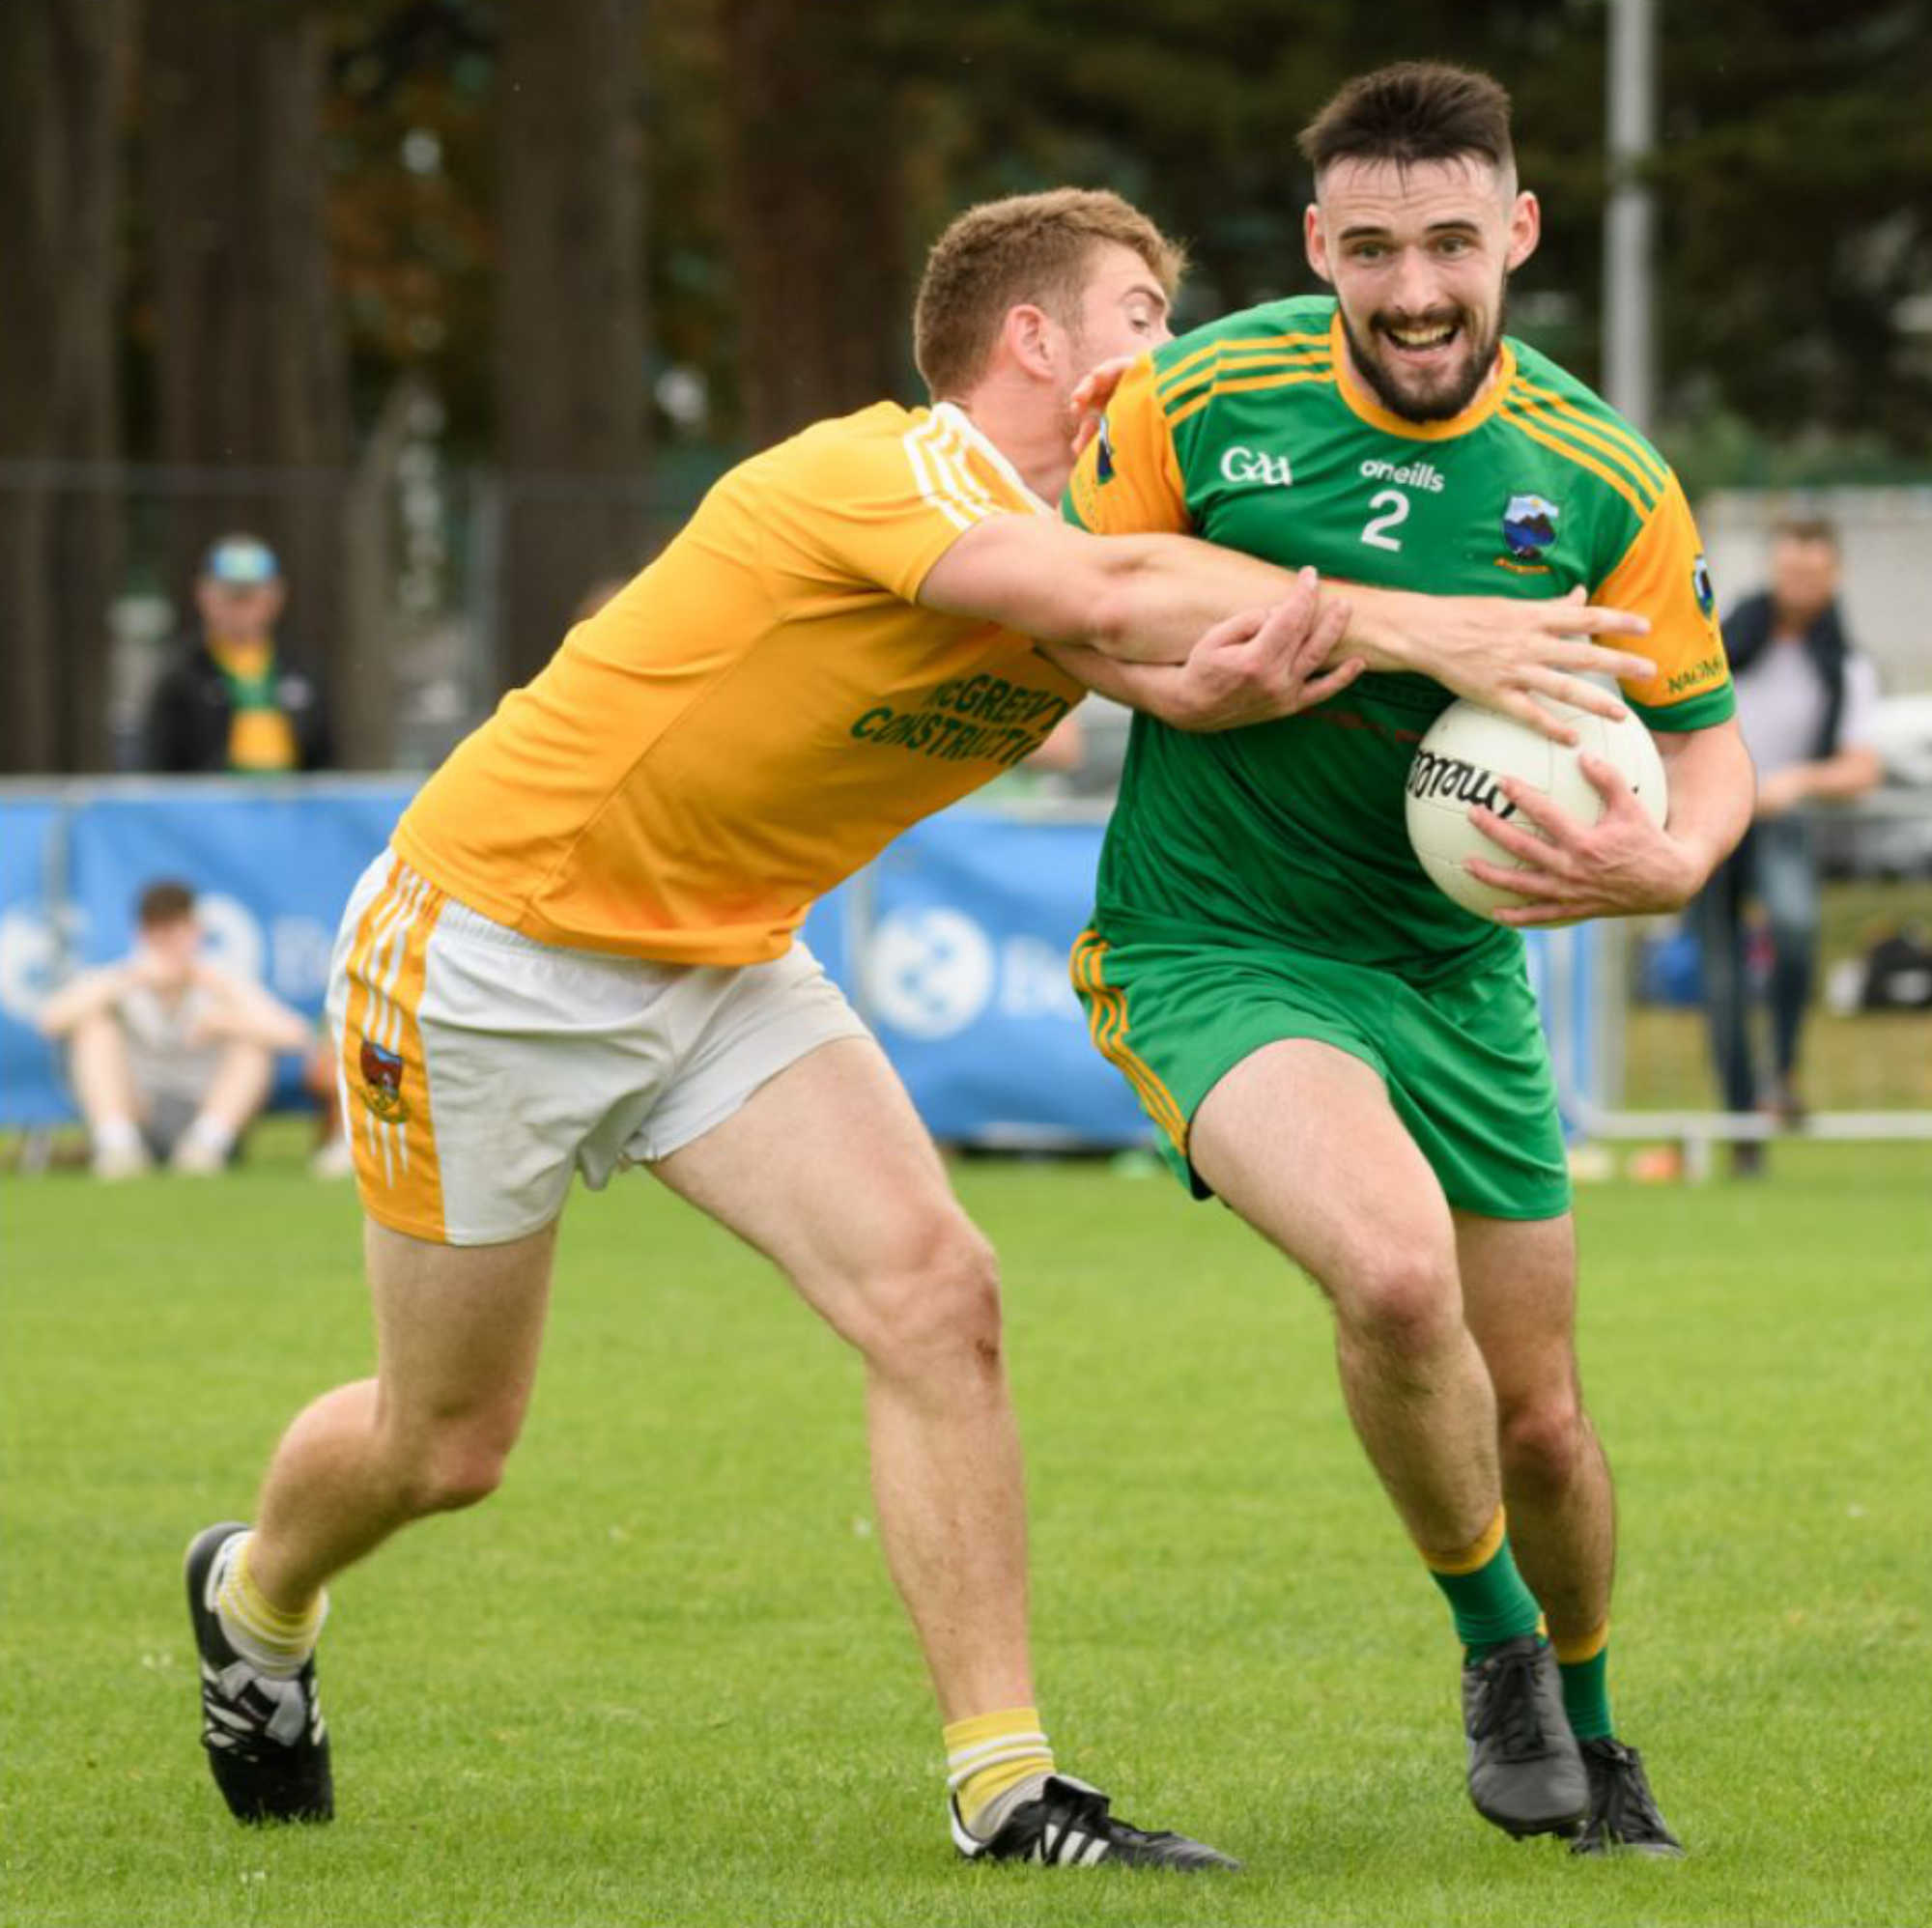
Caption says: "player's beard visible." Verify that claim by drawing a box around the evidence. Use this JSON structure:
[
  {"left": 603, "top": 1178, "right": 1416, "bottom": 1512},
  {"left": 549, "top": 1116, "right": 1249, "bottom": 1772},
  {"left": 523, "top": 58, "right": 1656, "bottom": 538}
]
[{"left": 1340, "top": 279, "right": 1510, "bottom": 423}]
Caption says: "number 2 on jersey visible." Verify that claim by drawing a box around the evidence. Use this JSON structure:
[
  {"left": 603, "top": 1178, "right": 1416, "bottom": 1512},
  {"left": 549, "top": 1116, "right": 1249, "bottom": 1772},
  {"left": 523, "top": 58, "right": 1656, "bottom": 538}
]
[{"left": 1360, "top": 489, "right": 1410, "bottom": 553}]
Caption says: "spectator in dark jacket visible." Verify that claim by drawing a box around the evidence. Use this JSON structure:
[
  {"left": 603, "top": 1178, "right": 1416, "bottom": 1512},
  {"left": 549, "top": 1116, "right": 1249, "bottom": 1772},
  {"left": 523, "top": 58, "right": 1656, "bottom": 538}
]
[
  {"left": 145, "top": 534, "right": 332, "bottom": 774},
  {"left": 1690, "top": 517, "right": 1884, "bottom": 1173}
]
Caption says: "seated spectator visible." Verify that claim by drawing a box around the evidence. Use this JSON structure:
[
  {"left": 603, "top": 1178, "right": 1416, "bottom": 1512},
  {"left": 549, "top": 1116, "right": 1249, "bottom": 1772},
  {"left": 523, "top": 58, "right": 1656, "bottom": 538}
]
[
  {"left": 144, "top": 534, "right": 333, "bottom": 774},
  {"left": 37, "top": 880, "right": 313, "bottom": 1177}
]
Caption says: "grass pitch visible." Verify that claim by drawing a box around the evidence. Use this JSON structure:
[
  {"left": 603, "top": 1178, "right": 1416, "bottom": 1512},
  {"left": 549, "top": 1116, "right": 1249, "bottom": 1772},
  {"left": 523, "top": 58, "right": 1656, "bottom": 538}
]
[{"left": 3, "top": 1133, "right": 1927, "bottom": 1927}]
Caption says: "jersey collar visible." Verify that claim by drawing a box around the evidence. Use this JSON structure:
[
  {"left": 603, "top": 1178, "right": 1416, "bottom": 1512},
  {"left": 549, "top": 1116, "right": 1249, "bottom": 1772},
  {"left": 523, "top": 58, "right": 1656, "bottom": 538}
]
[
  {"left": 1328, "top": 310, "right": 1514, "bottom": 441},
  {"left": 929, "top": 402, "right": 1055, "bottom": 516}
]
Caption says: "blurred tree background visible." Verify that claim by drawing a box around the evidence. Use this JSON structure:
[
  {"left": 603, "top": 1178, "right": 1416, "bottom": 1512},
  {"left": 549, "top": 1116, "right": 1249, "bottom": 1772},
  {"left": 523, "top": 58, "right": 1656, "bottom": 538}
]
[{"left": 2, "top": 0, "right": 1927, "bottom": 770}]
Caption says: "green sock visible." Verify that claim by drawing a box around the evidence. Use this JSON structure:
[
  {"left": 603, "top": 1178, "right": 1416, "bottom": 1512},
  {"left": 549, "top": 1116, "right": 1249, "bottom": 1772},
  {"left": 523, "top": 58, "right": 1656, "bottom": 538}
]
[
  {"left": 1424, "top": 1509, "right": 1544, "bottom": 1659},
  {"left": 1556, "top": 1638, "right": 1613, "bottom": 1741}
]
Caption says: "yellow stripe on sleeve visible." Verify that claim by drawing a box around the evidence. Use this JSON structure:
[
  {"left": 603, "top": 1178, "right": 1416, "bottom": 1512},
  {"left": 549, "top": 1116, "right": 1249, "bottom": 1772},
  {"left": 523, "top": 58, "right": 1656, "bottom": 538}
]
[
  {"left": 1166, "top": 367, "right": 1334, "bottom": 431},
  {"left": 1154, "top": 330, "right": 1333, "bottom": 400},
  {"left": 1511, "top": 379, "right": 1669, "bottom": 495},
  {"left": 1158, "top": 346, "right": 1333, "bottom": 416},
  {"left": 1497, "top": 404, "right": 1653, "bottom": 521},
  {"left": 1506, "top": 384, "right": 1665, "bottom": 508}
]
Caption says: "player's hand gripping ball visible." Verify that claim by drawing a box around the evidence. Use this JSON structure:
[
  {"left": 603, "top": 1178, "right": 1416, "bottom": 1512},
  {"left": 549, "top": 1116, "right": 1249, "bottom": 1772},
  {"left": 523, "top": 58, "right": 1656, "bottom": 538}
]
[{"left": 1405, "top": 695, "right": 1666, "bottom": 919}]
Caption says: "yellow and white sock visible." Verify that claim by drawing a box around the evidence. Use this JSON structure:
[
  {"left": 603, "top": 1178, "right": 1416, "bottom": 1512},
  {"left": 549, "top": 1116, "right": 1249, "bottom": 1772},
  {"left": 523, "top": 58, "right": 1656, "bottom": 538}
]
[
  {"left": 945, "top": 1706, "right": 1056, "bottom": 1841},
  {"left": 213, "top": 1531, "right": 327, "bottom": 1680}
]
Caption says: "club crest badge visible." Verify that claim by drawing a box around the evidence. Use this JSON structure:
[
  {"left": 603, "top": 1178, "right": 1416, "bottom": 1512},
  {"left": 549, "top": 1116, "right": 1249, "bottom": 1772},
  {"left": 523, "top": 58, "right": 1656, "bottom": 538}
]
[
  {"left": 358, "top": 1037, "right": 410, "bottom": 1125},
  {"left": 1502, "top": 493, "right": 1561, "bottom": 562},
  {"left": 1692, "top": 553, "right": 1716, "bottom": 617}
]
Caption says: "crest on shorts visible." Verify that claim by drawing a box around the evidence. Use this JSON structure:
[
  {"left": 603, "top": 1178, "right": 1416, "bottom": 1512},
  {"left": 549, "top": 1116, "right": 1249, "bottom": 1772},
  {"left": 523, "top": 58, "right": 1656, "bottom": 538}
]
[
  {"left": 1502, "top": 493, "right": 1561, "bottom": 562},
  {"left": 358, "top": 1036, "right": 410, "bottom": 1125}
]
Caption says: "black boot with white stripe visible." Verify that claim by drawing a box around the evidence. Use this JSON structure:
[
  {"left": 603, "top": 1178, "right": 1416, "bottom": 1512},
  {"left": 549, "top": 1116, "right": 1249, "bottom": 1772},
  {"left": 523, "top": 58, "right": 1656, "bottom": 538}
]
[
  {"left": 952, "top": 1774, "right": 1238, "bottom": 1871},
  {"left": 185, "top": 1521, "right": 333, "bottom": 1824}
]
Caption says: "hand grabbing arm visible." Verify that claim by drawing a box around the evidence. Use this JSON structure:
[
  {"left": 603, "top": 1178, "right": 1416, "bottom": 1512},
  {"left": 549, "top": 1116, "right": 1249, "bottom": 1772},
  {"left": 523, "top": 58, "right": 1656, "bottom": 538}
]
[{"left": 1040, "top": 571, "right": 1363, "bottom": 732}]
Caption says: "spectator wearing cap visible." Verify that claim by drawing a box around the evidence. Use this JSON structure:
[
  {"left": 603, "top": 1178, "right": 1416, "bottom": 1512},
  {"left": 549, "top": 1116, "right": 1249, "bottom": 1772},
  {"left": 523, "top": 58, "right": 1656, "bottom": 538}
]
[{"left": 143, "top": 534, "right": 333, "bottom": 774}]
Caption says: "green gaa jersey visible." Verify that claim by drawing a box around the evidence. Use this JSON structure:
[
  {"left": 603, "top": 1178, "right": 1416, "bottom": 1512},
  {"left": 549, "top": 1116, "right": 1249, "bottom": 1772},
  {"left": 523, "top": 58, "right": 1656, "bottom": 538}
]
[{"left": 1065, "top": 295, "right": 1735, "bottom": 978}]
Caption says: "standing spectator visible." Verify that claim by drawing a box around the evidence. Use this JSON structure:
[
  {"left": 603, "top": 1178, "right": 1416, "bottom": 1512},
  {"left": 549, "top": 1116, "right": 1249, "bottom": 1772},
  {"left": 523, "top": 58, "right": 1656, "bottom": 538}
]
[
  {"left": 37, "top": 880, "right": 313, "bottom": 1177},
  {"left": 145, "top": 534, "right": 332, "bottom": 774},
  {"left": 1691, "top": 518, "right": 1885, "bottom": 1171}
]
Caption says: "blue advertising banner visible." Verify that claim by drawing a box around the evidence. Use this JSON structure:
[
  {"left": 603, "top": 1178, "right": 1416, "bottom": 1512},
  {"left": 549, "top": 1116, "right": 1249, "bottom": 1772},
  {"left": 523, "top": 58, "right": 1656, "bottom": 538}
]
[
  {"left": 835, "top": 811, "right": 1152, "bottom": 1148},
  {"left": 0, "top": 799, "right": 70, "bottom": 1125},
  {"left": 0, "top": 783, "right": 1590, "bottom": 1148},
  {"left": 0, "top": 782, "right": 411, "bottom": 1122}
]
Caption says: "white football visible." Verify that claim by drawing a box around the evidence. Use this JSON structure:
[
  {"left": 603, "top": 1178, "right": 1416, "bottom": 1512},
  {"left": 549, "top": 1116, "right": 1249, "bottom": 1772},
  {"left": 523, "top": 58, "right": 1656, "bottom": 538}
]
[{"left": 1405, "top": 695, "right": 1667, "bottom": 919}]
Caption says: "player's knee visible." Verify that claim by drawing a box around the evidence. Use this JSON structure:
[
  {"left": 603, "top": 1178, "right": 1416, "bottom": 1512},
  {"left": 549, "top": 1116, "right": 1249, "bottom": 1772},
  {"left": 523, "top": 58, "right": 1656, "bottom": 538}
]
[
  {"left": 1498, "top": 1393, "right": 1586, "bottom": 1493},
  {"left": 392, "top": 1417, "right": 518, "bottom": 1517},
  {"left": 1338, "top": 1247, "right": 1461, "bottom": 1352},
  {"left": 855, "top": 1213, "right": 1004, "bottom": 1376}
]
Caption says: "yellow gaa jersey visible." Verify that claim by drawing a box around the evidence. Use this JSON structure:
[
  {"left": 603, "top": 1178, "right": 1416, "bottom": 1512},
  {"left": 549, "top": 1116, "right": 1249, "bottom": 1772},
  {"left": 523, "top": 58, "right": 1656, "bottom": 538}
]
[
  {"left": 394, "top": 402, "right": 1083, "bottom": 964},
  {"left": 1065, "top": 296, "right": 1736, "bottom": 975}
]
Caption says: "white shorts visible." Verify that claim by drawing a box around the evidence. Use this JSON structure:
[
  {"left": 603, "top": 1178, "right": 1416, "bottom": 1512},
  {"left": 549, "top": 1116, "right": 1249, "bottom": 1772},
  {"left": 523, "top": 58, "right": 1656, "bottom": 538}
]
[{"left": 326, "top": 851, "right": 870, "bottom": 1245}]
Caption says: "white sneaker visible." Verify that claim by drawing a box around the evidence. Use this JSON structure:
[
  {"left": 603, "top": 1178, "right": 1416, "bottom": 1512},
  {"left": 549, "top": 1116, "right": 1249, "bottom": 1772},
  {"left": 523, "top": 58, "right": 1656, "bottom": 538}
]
[
  {"left": 170, "top": 1137, "right": 228, "bottom": 1176},
  {"left": 93, "top": 1142, "right": 152, "bottom": 1180},
  {"left": 309, "top": 1136, "right": 355, "bottom": 1180}
]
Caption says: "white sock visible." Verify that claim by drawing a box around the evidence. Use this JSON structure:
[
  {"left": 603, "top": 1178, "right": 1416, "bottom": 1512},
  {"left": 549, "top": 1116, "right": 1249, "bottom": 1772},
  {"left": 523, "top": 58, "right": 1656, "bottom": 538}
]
[
  {"left": 212, "top": 1531, "right": 327, "bottom": 1680},
  {"left": 94, "top": 1117, "right": 142, "bottom": 1157},
  {"left": 183, "top": 1113, "right": 236, "bottom": 1158},
  {"left": 970, "top": 1771, "right": 1051, "bottom": 1841}
]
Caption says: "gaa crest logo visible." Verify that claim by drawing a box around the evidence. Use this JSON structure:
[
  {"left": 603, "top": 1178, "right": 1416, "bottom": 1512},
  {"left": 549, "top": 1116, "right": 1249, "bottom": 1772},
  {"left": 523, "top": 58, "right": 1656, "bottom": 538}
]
[
  {"left": 358, "top": 1037, "right": 410, "bottom": 1124},
  {"left": 1502, "top": 493, "right": 1560, "bottom": 562}
]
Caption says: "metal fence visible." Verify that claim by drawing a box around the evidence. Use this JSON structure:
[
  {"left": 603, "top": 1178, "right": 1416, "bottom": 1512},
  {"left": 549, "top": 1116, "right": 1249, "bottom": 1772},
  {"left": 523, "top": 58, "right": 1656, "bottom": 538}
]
[
  {"left": 1545, "top": 797, "right": 1932, "bottom": 1174},
  {"left": 7, "top": 458, "right": 1928, "bottom": 780}
]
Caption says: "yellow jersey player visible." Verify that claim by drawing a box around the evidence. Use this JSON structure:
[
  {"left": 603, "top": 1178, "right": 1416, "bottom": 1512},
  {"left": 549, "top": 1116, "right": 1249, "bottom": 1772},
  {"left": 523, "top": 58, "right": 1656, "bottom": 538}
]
[{"left": 182, "top": 187, "right": 1659, "bottom": 1869}]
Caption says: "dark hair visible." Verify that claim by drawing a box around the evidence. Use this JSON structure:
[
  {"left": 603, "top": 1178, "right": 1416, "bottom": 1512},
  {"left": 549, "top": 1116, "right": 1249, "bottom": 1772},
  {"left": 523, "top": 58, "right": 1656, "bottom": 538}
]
[
  {"left": 1771, "top": 515, "right": 1839, "bottom": 552},
  {"left": 1298, "top": 63, "right": 1515, "bottom": 182},
  {"left": 914, "top": 189, "right": 1186, "bottom": 398},
  {"left": 136, "top": 880, "right": 196, "bottom": 927}
]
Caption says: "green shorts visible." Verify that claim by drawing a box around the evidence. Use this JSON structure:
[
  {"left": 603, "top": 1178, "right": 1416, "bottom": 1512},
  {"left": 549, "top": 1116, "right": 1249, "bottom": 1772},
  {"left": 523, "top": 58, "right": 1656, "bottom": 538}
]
[{"left": 1070, "top": 925, "right": 1571, "bottom": 1221}]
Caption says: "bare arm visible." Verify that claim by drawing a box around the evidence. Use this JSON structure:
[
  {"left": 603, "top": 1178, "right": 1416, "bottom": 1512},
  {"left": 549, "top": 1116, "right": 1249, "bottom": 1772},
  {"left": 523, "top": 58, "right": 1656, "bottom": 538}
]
[
  {"left": 37, "top": 965, "right": 135, "bottom": 1039},
  {"left": 1039, "top": 576, "right": 1362, "bottom": 732},
  {"left": 1754, "top": 743, "right": 1885, "bottom": 817},
  {"left": 918, "top": 516, "right": 1656, "bottom": 741},
  {"left": 190, "top": 964, "right": 315, "bottom": 1054},
  {"left": 1464, "top": 716, "right": 1755, "bottom": 926}
]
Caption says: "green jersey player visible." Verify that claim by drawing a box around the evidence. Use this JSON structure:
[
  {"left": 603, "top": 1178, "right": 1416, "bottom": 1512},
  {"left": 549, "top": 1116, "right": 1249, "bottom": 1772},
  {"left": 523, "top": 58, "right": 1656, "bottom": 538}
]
[{"left": 1065, "top": 64, "right": 1752, "bottom": 1856}]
